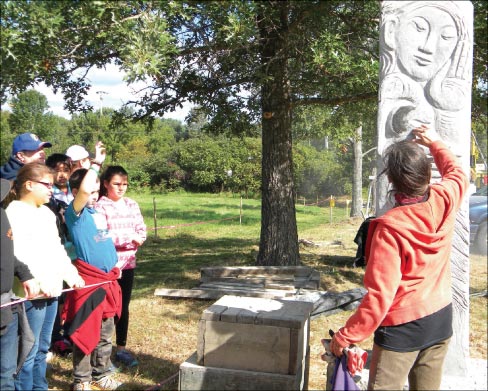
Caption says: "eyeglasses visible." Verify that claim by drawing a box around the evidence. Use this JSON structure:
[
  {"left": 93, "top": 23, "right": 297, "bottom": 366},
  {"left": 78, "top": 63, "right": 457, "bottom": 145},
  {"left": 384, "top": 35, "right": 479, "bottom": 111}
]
[{"left": 32, "top": 180, "right": 54, "bottom": 190}]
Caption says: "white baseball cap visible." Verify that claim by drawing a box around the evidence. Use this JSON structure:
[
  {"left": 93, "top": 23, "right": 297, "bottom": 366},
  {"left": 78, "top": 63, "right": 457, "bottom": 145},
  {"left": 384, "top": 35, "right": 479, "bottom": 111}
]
[{"left": 66, "top": 145, "right": 89, "bottom": 161}]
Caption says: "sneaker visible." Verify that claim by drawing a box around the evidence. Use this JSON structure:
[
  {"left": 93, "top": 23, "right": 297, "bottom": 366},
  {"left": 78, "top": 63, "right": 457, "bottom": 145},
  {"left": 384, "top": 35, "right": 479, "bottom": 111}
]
[
  {"left": 91, "top": 375, "right": 123, "bottom": 390},
  {"left": 46, "top": 351, "right": 54, "bottom": 363},
  {"left": 72, "top": 382, "right": 92, "bottom": 391},
  {"left": 115, "top": 349, "right": 138, "bottom": 367}
]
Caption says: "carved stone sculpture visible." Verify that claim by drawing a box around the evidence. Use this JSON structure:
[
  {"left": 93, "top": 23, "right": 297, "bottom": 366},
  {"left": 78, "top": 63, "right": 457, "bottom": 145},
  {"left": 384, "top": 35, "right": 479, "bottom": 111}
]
[{"left": 377, "top": 1, "right": 473, "bottom": 376}]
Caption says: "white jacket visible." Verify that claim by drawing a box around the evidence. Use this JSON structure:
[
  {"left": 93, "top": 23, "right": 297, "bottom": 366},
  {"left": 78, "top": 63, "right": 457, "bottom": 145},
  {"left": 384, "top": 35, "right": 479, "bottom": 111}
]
[{"left": 6, "top": 200, "right": 81, "bottom": 297}]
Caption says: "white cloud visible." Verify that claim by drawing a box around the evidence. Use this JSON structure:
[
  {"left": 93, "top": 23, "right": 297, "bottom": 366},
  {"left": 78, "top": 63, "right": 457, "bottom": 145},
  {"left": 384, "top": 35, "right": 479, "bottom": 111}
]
[{"left": 11, "top": 64, "right": 192, "bottom": 123}]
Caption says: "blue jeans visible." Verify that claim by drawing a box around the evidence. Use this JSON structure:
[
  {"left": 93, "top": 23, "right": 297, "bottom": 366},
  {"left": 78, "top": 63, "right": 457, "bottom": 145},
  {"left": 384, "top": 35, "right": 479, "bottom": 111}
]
[
  {"left": 15, "top": 298, "right": 58, "bottom": 391},
  {"left": 1, "top": 311, "right": 18, "bottom": 391}
]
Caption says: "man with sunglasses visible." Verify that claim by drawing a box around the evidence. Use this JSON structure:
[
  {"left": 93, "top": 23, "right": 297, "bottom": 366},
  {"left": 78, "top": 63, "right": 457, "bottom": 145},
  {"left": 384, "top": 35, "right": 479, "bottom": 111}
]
[{"left": 0, "top": 133, "right": 52, "bottom": 181}]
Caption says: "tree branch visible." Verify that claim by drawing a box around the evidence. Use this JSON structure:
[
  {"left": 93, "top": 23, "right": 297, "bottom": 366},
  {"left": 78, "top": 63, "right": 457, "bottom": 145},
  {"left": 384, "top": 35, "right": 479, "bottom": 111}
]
[{"left": 294, "top": 91, "right": 377, "bottom": 107}]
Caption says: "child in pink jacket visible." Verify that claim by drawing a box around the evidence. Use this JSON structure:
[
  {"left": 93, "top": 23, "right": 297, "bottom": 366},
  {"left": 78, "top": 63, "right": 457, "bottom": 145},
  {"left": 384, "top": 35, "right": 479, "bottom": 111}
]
[{"left": 95, "top": 165, "right": 146, "bottom": 368}]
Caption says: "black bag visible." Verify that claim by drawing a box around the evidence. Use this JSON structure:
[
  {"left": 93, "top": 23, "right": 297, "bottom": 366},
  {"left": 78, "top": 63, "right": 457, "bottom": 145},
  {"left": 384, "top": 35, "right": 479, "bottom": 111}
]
[{"left": 353, "top": 216, "right": 375, "bottom": 267}]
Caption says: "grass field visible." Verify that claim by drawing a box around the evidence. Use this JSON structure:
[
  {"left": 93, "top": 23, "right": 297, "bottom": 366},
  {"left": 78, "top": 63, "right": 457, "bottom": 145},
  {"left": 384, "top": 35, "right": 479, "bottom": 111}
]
[{"left": 48, "top": 192, "right": 487, "bottom": 390}]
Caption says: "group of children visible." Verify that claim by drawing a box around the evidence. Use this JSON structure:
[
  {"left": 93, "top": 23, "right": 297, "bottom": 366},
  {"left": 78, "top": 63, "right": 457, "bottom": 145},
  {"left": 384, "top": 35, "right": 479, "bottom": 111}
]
[{"left": 1, "top": 135, "right": 146, "bottom": 391}]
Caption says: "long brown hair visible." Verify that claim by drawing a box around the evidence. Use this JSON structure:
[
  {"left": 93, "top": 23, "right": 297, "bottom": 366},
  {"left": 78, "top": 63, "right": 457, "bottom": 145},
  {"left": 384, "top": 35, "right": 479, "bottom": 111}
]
[
  {"left": 99, "top": 165, "right": 128, "bottom": 198},
  {"left": 382, "top": 140, "right": 431, "bottom": 197},
  {"left": 2, "top": 163, "right": 54, "bottom": 207}
]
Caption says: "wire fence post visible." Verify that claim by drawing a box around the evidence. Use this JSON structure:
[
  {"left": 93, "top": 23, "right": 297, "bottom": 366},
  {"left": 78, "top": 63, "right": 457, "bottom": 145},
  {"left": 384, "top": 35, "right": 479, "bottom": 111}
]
[
  {"left": 240, "top": 196, "right": 243, "bottom": 225},
  {"left": 329, "top": 195, "right": 334, "bottom": 224},
  {"left": 153, "top": 197, "right": 158, "bottom": 238}
]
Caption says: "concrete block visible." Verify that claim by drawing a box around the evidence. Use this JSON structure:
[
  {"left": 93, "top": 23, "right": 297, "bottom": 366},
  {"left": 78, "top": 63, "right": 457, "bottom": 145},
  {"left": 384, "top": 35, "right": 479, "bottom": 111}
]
[
  {"left": 179, "top": 352, "right": 304, "bottom": 391},
  {"left": 197, "top": 295, "right": 313, "bottom": 376}
]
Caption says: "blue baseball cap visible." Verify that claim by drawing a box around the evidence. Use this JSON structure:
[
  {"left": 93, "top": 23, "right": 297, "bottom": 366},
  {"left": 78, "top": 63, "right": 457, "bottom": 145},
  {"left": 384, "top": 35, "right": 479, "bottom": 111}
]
[{"left": 12, "top": 133, "right": 52, "bottom": 155}]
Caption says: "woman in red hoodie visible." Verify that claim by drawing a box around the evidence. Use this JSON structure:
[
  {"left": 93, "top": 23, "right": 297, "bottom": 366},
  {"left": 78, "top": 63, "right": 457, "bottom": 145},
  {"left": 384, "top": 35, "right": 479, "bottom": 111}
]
[{"left": 329, "top": 125, "right": 468, "bottom": 390}]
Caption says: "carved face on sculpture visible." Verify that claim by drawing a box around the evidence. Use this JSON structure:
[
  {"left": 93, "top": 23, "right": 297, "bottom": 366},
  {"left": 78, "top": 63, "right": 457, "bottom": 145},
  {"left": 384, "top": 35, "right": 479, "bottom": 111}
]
[{"left": 392, "top": 7, "right": 458, "bottom": 82}]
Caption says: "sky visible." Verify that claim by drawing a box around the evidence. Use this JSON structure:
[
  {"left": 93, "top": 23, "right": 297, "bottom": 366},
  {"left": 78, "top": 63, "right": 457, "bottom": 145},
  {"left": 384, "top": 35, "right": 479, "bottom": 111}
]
[{"left": 32, "top": 63, "right": 192, "bottom": 123}]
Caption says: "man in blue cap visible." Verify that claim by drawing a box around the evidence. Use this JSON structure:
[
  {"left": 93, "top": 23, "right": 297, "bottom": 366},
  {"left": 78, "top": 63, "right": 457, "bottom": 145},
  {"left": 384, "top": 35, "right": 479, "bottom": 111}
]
[{"left": 0, "top": 133, "right": 52, "bottom": 180}]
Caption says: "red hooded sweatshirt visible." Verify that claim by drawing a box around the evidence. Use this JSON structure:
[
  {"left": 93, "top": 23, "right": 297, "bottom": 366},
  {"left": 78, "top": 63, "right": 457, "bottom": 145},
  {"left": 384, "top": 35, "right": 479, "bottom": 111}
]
[
  {"left": 334, "top": 141, "right": 468, "bottom": 348},
  {"left": 61, "top": 260, "right": 121, "bottom": 355}
]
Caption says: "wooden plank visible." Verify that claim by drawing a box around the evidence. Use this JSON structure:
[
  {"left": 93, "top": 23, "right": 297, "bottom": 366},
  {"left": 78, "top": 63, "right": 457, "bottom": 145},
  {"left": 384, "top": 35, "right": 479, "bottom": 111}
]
[
  {"left": 200, "top": 275, "right": 314, "bottom": 283},
  {"left": 154, "top": 288, "right": 223, "bottom": 299},
  {"left": 200, "top": 281, "right": 295, "bottom": 291},
  {"left": 199, "top": 281, "right": 265, "bottom": 289},
  {"left": 154, "top": 287, "right": 293, "bottom": 300},
  {"left": 198, "top": 283, "right": 295, "bottom": 296},
  {"left": 200, "top": 266, "right": 318, "bottom": 278},
  {"left": 264, "top": 282, "right": 295, "bottom": 291},
  {"left": 200, "top": 276, "right": 267, "bottom": 285},
  {"left": 295, "top": 275, "right": 321, "bottom": 282}
]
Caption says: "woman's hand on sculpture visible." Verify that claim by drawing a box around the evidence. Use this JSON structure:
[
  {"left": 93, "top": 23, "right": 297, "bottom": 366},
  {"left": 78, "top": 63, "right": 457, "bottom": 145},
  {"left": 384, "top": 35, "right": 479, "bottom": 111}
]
[{"left": 412, "top": 124, "right": 439, "bottom": 148}]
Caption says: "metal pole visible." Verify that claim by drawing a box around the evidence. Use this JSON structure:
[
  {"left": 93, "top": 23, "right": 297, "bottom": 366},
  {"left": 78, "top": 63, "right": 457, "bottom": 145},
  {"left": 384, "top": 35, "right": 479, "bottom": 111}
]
[
  {"left": 153, "top": 197, "right": 158, "bottom": 238},
  {"left": 240, "top": 196, "right": 242, "bottom": 225}
]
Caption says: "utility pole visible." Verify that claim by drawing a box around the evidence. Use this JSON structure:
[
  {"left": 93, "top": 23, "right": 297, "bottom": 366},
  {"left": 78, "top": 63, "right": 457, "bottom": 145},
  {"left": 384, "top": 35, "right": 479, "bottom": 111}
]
[{"left": 96, "top": 91, "right": 108, "bottom": 116}]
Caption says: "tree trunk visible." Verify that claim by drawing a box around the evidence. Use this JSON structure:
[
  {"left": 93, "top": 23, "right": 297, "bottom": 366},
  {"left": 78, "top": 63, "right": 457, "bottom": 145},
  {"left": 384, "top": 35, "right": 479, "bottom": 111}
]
[
  {"left": 256, "top": 3, "right": 299, "bottom": 266},
  {"left": 351, "top": 124, "right": 363, "bottom": 217}
]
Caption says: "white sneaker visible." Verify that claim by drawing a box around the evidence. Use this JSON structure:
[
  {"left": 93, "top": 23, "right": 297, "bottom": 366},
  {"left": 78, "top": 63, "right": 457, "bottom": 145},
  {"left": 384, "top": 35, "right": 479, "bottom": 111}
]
[
  {"left": 46, "top": 351, "right": 54, "bottom": 363},
  {"left": 72, "top": 382, "right": 92, "bottom": 391},
  {"left": 91, "top": 375, "right": 123, "bottom": 390}
]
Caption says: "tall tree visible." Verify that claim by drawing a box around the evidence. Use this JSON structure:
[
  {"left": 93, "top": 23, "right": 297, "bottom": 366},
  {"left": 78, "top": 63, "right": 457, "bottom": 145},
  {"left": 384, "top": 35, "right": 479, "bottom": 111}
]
[
  {"left": 0, "top": 0, "right": 384, "bottom": 265},
  {"left": 8, "top": 89, "right": 50, "bottom": 137},
  {"left": 3, "top": 1, "right": 485, "bottom": 264}
]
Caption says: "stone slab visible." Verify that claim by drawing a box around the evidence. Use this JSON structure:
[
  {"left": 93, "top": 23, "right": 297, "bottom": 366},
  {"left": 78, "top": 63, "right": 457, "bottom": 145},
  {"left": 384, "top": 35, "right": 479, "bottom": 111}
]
[
  {"left": 179, "top": 352, "right": 305, "bottom": 391},
  {"left": 197, "top": 295, "right": 313, "bottom": 376},
  {"left": 203, "top": 320, "right": 291, "bottom": 374},
  {"left": 201, "top": 295, "right": 313, "bottom": 329}
]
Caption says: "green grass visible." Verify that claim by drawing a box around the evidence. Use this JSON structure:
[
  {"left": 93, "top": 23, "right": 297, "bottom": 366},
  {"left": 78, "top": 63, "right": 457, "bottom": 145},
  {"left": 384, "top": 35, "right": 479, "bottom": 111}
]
[
  {"left": 133, "top": 192, "right": 355, "bottom": 298},
  {"left": 140, "top": 192, "right": 352, "bottom": 233}
]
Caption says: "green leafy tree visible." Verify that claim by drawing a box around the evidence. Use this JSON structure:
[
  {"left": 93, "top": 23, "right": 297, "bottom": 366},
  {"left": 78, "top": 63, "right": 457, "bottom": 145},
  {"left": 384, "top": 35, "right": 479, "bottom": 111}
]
[
  {"left": 0, "top": 110, "right": 14, "bottom": 163},
  {"left": 3, "top": 1, "right": 486, "bottom": 265},
  {"left": 0, "top": 1, "right": 380, "bottom": 265},
  {"left": 8, "top": 89, "right": 51, "bottom": 137}
]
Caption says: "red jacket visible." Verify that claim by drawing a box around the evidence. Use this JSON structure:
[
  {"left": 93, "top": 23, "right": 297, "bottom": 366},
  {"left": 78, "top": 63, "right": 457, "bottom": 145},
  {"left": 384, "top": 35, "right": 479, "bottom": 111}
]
[
  {"left": 61, "top": 260, "right": 121, "bottom": 355},
  {"left": 334, "top": 141, "right": 468, "bottom": 348}
]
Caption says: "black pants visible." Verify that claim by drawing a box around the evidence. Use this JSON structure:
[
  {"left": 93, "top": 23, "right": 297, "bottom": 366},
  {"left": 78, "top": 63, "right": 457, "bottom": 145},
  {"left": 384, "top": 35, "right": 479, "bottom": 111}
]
[{"left": 116, "top": 268, "right": 134, "bottom": 347}]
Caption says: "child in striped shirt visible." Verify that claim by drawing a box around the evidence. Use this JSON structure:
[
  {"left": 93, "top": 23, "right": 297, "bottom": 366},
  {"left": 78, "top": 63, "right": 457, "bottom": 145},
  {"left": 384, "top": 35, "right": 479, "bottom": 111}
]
[{"left": 95, "top": 165, "right": 146, "bottom": 368}]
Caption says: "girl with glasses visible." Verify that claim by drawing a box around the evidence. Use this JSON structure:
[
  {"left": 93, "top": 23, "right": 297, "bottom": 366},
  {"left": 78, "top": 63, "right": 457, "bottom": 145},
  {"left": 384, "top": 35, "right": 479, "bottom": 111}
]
[{"left": 5, "top": 162, "right": 85, "bottom": 391}]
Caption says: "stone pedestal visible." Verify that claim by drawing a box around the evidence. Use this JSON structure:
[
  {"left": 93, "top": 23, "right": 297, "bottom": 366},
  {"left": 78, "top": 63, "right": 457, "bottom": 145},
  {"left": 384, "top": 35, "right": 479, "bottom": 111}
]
[
  {"left": 179, "top": 352, "right": 304, "bottom": 391},
  {"left": 180, "top": 295, "right": 313, "bottom": 390}
]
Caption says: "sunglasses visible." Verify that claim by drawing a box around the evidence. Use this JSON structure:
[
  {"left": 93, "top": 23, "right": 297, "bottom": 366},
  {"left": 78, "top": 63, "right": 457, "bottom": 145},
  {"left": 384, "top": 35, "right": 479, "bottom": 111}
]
[{"left": 32, "top": 180, "right": 54, "bottom": 190}]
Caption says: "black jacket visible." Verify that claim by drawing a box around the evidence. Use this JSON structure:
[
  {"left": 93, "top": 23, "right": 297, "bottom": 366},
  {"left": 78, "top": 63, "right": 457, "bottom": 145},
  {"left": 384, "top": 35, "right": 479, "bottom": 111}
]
[
  {"left": 0, "top": 156, "right": 23, "bottom": 180},
  {"left": 1, "top": 207, "right": 34, "bottom": 332}
]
